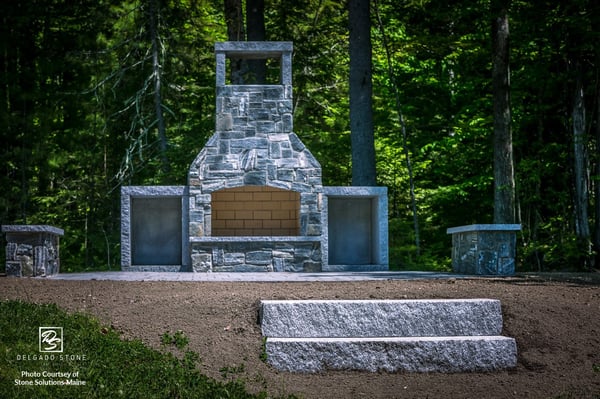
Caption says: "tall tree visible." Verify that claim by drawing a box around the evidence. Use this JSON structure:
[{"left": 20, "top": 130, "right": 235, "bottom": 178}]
[
  {"left": 148, "top": 0, "right": 169, "bottom": 175},
  {"left": 571, "top": 61, "right": 592, "bottom": 269},
  {"left": 224, "top": 0, "right": 245, "bottom": 83},
  {"left": 595, "top": 84, "right": 600, "bottom": 269},
  {"left": 246, "top": 0, "right": 266, "bottom": 83},
  {"left": 491, "top": 0, "right": 516, "bottom": 224},
  {"left": 222, "top": 0, "right": 266, "bottom": 84},
  {"left": 349, "top": 0, "right": 376, "bottom": 186}
]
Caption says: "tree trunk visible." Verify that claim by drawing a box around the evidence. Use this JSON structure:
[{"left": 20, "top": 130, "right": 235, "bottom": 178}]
[
  {"left": 572, "top": 63, "right": 592, "bottom": 269},
  {"left": 148, "top": 0, "right": 169, "bottom": 176},
  {"left": 491, "top": 0, "right": 516, "bottom": 224},
  {"left": 224, "top": 0, "right": 245, "bottom": 83},
  {"left": 594, "top": 84, "right": 600, "bottom": 269},
  {"left": 349, "top": 0, "right": 376, "bottom": 186},
  {"left": 246, "top": 0, "right": 266, "bottom": 83}
]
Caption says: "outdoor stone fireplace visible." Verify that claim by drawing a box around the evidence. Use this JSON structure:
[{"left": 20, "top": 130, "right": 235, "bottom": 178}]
[
  {"left": 121, "top": 41, "right": 388, "bottom": 272},
  {"left": 188, "top": 42, "right": 323, "bottom": 272}
]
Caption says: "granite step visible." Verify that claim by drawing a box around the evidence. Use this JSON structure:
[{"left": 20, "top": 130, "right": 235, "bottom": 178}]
[
  {"left": 260, "top": 299, "right": 517, "bottom": 373},
  {"left": 260, "top": 299, "right": 504, "bottom": 338},
  {"left": 265, "top": 336, "right": 518, "bottom": 373}
]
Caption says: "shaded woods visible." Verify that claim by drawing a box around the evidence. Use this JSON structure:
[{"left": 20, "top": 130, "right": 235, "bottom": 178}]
[{"left": 1, "top": 0, "right": 599, "bottom": 272}]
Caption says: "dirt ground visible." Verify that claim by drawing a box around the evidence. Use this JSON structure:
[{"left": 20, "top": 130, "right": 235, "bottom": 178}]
[{"left": 1, "top": 273, "right": 599, "bottom": 399}]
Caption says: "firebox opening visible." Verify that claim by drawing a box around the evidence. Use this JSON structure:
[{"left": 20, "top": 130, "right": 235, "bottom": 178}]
[{"left": 212, "top": 186, "right": 300, "bottom": 236}]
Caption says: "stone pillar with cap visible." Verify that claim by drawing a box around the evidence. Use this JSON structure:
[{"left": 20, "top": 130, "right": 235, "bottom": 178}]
[
  {"left": 2, "top": 225, "right": 64, "bottom": 277},
  {"left": 446, "top": 224, "right": 521, "bottom": 275}
]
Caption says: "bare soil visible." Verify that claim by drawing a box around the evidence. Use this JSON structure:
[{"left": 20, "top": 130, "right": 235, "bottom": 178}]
[{"left": 1, "top": 273, "right": 599, "bottom": 399}]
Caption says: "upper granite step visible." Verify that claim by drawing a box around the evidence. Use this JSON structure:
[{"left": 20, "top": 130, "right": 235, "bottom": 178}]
[{"left": 260, "top": 299, "right": 504, "bottom": 338}]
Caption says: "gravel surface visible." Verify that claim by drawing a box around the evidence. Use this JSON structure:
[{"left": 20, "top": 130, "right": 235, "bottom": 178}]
[{"left": 1, "top": 273, "right": 599, "bottom": 398}]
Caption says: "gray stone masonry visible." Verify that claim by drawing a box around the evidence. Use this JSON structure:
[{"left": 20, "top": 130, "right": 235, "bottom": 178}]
[
  {"left": 2, "top": 225, "right": 64, "bottom": 277},
  {"left": 447, "top": 224, "right": 521, "bottom": 275},
  {"left": 121, "top": 186, "right": 188, "bottom": 271},
  {"left": 322, "top": 186, "right": 388, "bottom": 270},
  {"left": 188, "top": 42, "right": 323, "bottom": 272},
  {"left": 190, "top": 237, "right": 321, "bottom": 272},
  {"left": 266, "top": 336, "right": 518, "bottom": 373},
  {"left": 261, "top": 299, "right": 517, "bottom": 373},
  {"left": 119, "top": 41, "right": 388, "bottom": 272},
  {"left": 260, "top": 299, "right": 503, "bottom": 338}
]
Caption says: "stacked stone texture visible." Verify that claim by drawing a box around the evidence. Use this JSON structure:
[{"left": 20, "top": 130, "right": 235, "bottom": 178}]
[
  {"left": 188, "top": 42, "right": 323, "bottom": 272},
  {"left": 2, "top": 225, "right": 63, "bottom": 277},
  {"left": 447, "top": 224, "right": 520, "bottom": 275},
  {"left": 191, "top": 238, "right": 322, "bottom": 272}
]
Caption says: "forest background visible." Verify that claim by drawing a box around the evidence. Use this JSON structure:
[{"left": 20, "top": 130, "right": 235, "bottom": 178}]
[{"left": 1, "top": 0, "right": 599, "bottom": 273}]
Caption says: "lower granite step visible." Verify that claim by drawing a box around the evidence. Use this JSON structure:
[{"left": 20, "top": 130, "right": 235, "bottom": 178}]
[{"left": 264, "top": 335, "right": 518, "bottom": 373}]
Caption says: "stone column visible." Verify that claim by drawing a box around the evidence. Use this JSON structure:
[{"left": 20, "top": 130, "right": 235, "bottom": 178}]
[
  {"left": 447, "top": 224, "right": 521, "bottom": 275},
  {"left": 2, "top": 225, "right": 64, "bottom": 277}
]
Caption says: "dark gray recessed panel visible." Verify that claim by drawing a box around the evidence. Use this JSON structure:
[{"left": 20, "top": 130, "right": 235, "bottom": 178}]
[
  {"left": 131, "top": 197, "right": 182, "bottom": 265},
  {"left": 328, "top": 198, "right": 373, "bottom": 265}
]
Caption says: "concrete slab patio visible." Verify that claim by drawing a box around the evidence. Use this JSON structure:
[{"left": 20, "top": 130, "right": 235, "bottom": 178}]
[{"left": 45, "top": 271, "right": 463, "bottom": 282}]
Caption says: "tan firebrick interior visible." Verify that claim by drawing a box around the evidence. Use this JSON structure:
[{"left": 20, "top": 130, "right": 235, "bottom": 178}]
[{"left": 211, "top": 186, "right": 300, "bottom": 236}]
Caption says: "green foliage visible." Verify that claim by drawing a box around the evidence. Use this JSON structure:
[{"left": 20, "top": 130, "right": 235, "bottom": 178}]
[
  {"left": 0, "top": 300, "right": 296, "bottom": 398},
  {"left": 161, "top": 330, "right": 190, "bottom": 350},
  {"left": 260, "top": 337, "right": 268, "bottom": 363},
  {"left": 1, "top": 0, "right": 599, "bottom": 271},
  {"left": 388, "top": 218, "right": 451, "bottom": 271},
  {"left": 219, "top": 364, "right": 246, "bottom": 380}
]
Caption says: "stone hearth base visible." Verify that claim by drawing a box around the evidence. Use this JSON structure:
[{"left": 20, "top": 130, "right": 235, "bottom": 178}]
[{"left": 190, "top": 236, "right": 321, "bottom": 272}]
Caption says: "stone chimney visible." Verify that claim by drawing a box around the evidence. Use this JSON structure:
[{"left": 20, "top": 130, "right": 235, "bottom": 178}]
[{"left": 187, "top": 42, "right": 324, "bottom": 272}]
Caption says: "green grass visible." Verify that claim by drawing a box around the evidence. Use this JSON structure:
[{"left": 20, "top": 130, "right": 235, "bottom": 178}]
[{"left": 0, "top": 300, "right": 296, "bottom": 399}]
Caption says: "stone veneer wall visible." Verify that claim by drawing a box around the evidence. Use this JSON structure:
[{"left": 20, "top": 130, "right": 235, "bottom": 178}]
[
  {"left": 120, "top": 186, "right": 189, "bottom": 271},
  {"left": 187, "top": 85, "right": 323, "bottom": 238},
  {"left": 187, "top": 42, "right": 323, "bottom": 272},
  {"left": 322, "top": 187, "right": 389, "bottom": 271},
  {"left": 447, "top": 224, "right": 521, "bottom": 275},
  {"left": 2, "top": 225, "right": 63, "bottom": 277},
  {"left": 190, "top": 237, "right": 321, "bottom": 272}
]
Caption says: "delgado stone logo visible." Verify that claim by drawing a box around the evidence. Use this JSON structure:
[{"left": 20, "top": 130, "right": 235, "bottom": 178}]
[{"left": 39, "top": 327, "right": 63, "bottom": 353}]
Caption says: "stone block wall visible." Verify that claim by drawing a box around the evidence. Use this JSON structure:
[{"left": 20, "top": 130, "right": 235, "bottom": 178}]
[
  {"left": 2, "top": 225, "right": 63, "bottom": 277},
  {"left": 447, "top": 224, "right": 521, "bottom": 275},
  {"left": 187, "top": 42, "right": 324, "bottom": 272},
  {"left": 322, "top": 187, "right": 389, "bottom": 271},
  {"left": 187, "top": 84, "right": 322, "bottom": 239},
  {"left": 120, "top": 186, "right": 188, "bottom": 271},
  {"left": 190, "top": 237, "right": 321, "bottom": 272}
]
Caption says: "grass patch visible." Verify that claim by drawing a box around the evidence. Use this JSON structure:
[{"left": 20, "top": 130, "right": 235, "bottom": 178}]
[{"left": 0, "top": 300, "right": 296, "bottom": 398}]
